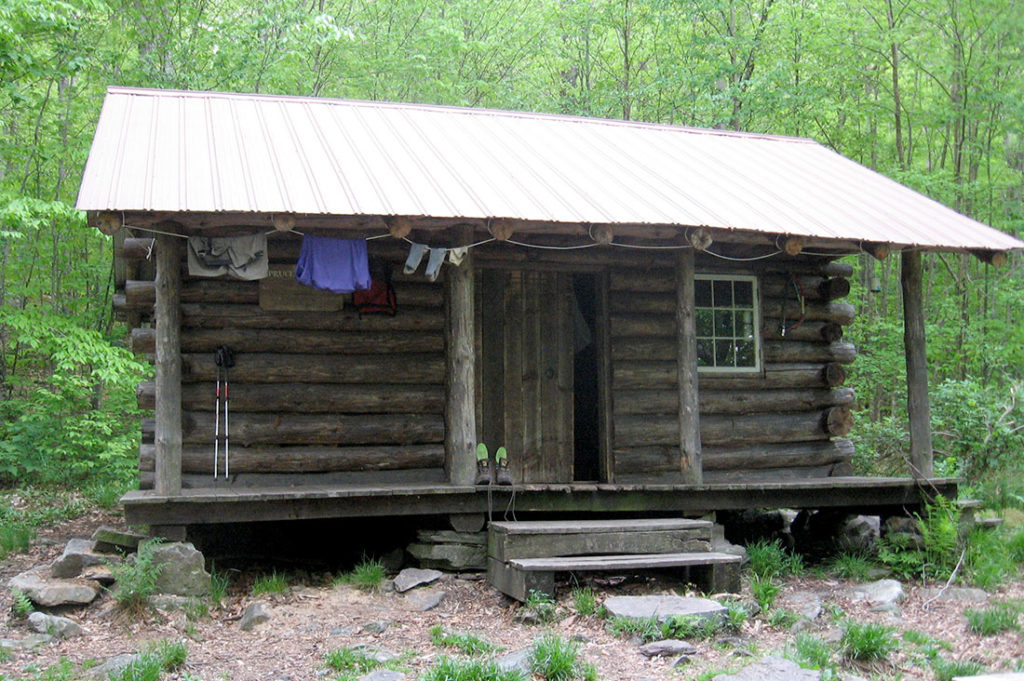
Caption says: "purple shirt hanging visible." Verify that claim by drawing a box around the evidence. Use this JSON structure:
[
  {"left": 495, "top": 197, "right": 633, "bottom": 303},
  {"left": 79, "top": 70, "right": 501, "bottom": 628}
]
[{"left": 295, "top": 235, "right": 372, "bottom": 293}]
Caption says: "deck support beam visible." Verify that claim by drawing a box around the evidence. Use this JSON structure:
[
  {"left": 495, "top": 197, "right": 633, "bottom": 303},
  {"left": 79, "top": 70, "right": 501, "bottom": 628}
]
[
  {"left": 154, "top": 232, "right": 184, "bottom": 495},
  {"left": 445, "top": 231, "right": 478, "bottom": 486},
  {"left": 676, "top": 248, "right": 702, "bottom": 483},
  {"left": 901, "top": 250, "right": 934, "bottom": 478}
]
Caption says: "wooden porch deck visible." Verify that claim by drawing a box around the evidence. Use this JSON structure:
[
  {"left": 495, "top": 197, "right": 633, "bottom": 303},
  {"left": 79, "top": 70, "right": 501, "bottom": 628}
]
[{"left": 121, "top": 476, "right": 957, "bottom": 527}]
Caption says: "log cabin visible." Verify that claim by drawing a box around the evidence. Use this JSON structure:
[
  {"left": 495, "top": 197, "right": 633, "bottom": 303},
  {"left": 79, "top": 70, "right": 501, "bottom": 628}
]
[{"left": 77, "top": 87, "right": 1022, "bottom": 547}]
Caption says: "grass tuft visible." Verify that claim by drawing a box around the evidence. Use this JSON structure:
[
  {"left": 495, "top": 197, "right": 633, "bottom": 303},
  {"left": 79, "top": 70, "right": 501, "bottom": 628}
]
[
  {"left": 788, "top": 633, "right": 836, "bottom": 671},
  {"left": 430, "top": 625, "right": 500, "bottom": 656},
  {"left": 522, "top": 590, "right": 559, "bottom": 623},
  {"left": 250, "top": 569, "right": 289, "bottom": 597},
  {"left": 209, "top": 563, "right": 230, "bottom": 605},
  {"left": 749, "top": 573, "right": 780, "bottom": 611},
  {"left": 421, "top": 656, "right": 526, "bottom": 681},
  {"left": 842, "top": 621, "right": 898, "bottom": 661},
  {"left": 931, "top": 657, "right": 986, "bottom": 681},
  {"left": 530, "top": 634, "right": 591, "bottom": 681},
  {"left": 827, "top": 551, "right": 876, "bottom": 581},
  {"left": 571, "top": 586, "right": 598, "bottom": 616},
  {"left": 746, "top": 539, "right": 802, "bottom": 579},
  {"left": 964, "top": 602, "right": 1022, "bottom": 635},
  {"left": 344, "top": 558, "right": 388, "bottom": 590}
]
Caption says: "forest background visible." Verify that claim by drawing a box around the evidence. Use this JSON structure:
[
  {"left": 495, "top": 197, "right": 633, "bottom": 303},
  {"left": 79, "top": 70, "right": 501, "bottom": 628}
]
[{"left": 1, "top": 0, "right": 1023, "bottom": 506}]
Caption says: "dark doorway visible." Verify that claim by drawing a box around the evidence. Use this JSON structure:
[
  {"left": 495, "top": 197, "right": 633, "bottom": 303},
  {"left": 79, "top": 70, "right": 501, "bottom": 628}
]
[{"left": 572, "top": 273, "right": 600, "bottom": 481}]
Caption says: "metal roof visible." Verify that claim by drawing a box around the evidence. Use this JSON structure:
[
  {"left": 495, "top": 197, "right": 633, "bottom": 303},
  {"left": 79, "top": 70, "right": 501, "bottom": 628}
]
[{"left": 77, "top": 87, "right": 1023, "bottom": 251}]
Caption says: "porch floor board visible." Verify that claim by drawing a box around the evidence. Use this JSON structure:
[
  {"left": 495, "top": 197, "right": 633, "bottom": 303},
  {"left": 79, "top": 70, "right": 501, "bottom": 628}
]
[{"left": 121, "top": 476, "right": 958, "bottom": 526}]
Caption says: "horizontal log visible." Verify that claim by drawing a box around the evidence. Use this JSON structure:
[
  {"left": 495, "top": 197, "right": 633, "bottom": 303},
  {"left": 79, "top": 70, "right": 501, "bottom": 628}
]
[
  {"left": 765, "top": 341, "right": 856, "bottom": 365},
  {"left": 762, "top": 320, "right": 844, "bottom": 342},
  {"left": 174, "top": 411, "right": 444, "bottom": 445},
  {"left": 138, "top": 467, "right": 446, "bottom": 491},
  {"left": 136, "top": 381, "right": 445, "bottom": 414},
  {"left": 613, "top": 438, "right": 854, "bottom": 474},
  {"left": 609, "top": 292, "right": 676, "bottom": 315},
  {"left": 131, "top": 327, "right": 444, "bottom": 355},
  {"left": 614, "top": 387, "right": 856, "bottom": 416},
  {"left": 181, "top": 304, "right": 444, "bottom": 331},
  {"left": 610, "top": 314, "right": 676, "bottom": 338},
  {"left": 139, "top": 443, "right": 444, "bottom": 474},
  {"left": 181, "top": 353, "right": 444, "bottom": 384},
  {"left": 760, "top": 276, "right": 850, "bottom": 302},
  {"left": 616, "top": 361, "right": 847, "bottom": 390},
  {"left": 762, "top": 298, "right": 855, "bottom": 325},
  {"left": 123, "top": 237, "right": 157, "bottom": 261},
  {"left": 113, "top": 293, "right": 153, "bottom": 316},
  {"left": 618, "top": 465, "right": 837, "bottom": 484},
  {"left": 614, "top": 409, "right": 847, "bottom": 448},
  {"left": 611, "top": 338, "right": 856, "bottom": 364},
  {"left": 126, "top": 278, "right": 443, "bottom": 307}
]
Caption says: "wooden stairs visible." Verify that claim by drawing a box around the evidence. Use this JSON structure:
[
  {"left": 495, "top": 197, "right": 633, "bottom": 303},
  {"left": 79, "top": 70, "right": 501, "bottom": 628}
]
[{"left": 486, "top": 518, "right": 742, "bottom": 601}]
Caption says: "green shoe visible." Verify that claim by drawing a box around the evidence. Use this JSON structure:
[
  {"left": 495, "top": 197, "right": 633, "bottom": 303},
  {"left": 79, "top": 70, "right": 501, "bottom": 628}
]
[
  {"left": 494, "top": 446, "right": 512, "bottom": 486},
  {"left": 474, "top": 444, "right": 493, "bottom": 485}
]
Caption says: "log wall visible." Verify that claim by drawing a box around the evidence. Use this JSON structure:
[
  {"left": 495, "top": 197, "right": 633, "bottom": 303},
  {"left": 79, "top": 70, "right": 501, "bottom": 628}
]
[
  {"left": 128, "top": 235, "right": 446, "bottom": 488},
  {"left": 609, "top": 254, "right": 857, "bottom": 484}
]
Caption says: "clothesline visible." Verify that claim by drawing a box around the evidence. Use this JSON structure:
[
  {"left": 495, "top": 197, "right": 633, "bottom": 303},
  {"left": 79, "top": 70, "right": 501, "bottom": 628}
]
[{"left": 118, "top": 221, "right": 864, "bottom": 262}]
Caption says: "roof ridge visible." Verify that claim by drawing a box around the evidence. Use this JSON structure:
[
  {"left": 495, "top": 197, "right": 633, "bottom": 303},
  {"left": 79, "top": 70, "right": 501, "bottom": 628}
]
[{"left": 103, "top": 86, "right": 817, "bottom": 145}]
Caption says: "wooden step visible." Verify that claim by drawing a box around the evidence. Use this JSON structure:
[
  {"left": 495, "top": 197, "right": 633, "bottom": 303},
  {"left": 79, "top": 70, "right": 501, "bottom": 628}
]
[
  {"left": 508, "top": 551, "right": 741, "bottom": 572},
  {"left": 488, "top": 518, "right": 713, "bottom": 561},
  {"left": 488, "top": 551, "right": 741, "bottom": 602}
]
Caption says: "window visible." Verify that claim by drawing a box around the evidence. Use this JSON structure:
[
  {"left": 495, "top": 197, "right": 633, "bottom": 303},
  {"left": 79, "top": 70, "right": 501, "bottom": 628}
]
[{"left": 695, "top": 275, "right": 760, "bottom": 372}]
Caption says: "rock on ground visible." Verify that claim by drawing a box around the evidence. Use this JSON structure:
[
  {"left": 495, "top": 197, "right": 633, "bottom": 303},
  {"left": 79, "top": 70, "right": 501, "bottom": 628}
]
[
  {"left": 393, "top": 568, "right": 442, "bottom": 593},
  {"left": 496, "top": 647, "right": 533, "bottom": 674},
  {"left": 8, "top": 566, "right": 99, "bottom": 607},
  {"left": 360, "top": 671, "right": 405, "bottom": 681},
  {"left": 92, "top": 526, "right": 147, "bottom": 553},
  {"left": 404, "top": 587, "right": 445, "bottom": 612},
  {"left": 847, "top": 579, "right": 904, "bottom": 606},
  {"left": 715, "top": 656, "right": 821, "bottom": 681},
  {"left": 151, "top": 542, "right": 211, "bottom": 597},
  {"left": 603, "top": 595, "right": 727, "bottom": 622},
  {"left": 28, "top": 612, "right": 82, "bottom": 639},
  {"left": 240, "top": 602, "right": 271, "bottom": 631},
  {"left": 777, "top": 590, "right": 822, "bottom": 620},
  {"left": 50, "top": 538, "right": 112, "bottom": 579},
  {"left": 639, "top": 639, "right": 698, "bottom": 657}
]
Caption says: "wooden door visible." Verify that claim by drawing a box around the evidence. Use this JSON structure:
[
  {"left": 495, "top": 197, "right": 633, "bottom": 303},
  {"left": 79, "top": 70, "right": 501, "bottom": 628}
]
[{"left": 477, "top": 269, "right": 574, "bottom": 483}]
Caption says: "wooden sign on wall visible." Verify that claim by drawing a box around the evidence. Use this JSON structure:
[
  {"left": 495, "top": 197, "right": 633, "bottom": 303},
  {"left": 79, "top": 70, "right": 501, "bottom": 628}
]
[{"left": 259, "top": 264, "right": 345, "bottom": 311}]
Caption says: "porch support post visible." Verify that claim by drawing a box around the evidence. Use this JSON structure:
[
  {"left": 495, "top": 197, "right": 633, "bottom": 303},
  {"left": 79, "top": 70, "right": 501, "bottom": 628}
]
[
  {"left": 676, "top": 248, "right": 702, "bottom": 483},
  {"left": 154, "top": 232, "right": 183, "bottom": 495},
  {"left": 445, "top": 236, "right": 477, "bottom": 486},
  {"left": 901, "top": 249, "right": 934, "bottom": 478}
]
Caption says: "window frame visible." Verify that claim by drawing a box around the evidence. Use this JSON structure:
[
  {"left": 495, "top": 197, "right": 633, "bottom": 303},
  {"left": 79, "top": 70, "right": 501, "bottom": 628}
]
[{"left": 694, "top": 273, "right": 762, "bottom": 374}]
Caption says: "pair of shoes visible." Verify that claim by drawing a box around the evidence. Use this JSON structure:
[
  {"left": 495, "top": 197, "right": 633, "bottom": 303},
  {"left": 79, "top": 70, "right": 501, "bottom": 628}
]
[{"left": 474, "top": 444, "right": 513, "bottom": 486}]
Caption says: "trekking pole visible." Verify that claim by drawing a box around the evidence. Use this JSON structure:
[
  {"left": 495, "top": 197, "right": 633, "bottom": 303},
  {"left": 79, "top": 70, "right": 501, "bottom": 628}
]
[
  {"left": 214, "top": 356, "right": 221, "bottom": 479},
  {"left": 214, "top": 346, "right": 235, "bottom": 478}
]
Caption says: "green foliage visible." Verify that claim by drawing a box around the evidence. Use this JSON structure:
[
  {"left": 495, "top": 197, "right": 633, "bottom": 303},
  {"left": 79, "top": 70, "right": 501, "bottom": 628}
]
[
  {"left": 749, "top": 574, "right": 781, "bottom": 612},
  {"left": 723, "top": 601, "right": 749, "bottom": 632},
  {"left": 0, "top": 520, "right": 34, "bottom": 559},
  {"left": 966, "top": 527, "right": 1019, "bottom": 589},
  {"left": 606, "top": 616, "right": 661, "bottom": 643},
  {"left": 529, "top": 634, "right": 594, "bottom": 681},
  {"left": 787, "top": 633, "right": 837, "bottom": 673},
  {"left": 660, "top": 614, "right": 719, "bottom": 640},
  {"left": 841, "top": 622, "right": 899, "bottom": 661},
  {"left": 183, "top": 598, "right": 208, "bottom": 622},
  {"left": 420, "top": 656, "right": 525, "bottom": 681},
  {"left": 338, "top": 558, "right": 387, "bottom": 591},
  {"left": 11, "top": 588, "right": 33, "bottom": 617},
  {"left": 931, "top": 657, "right": 986, "bottom": 681},
  {"left": 964, "top": 602, "right": 1022, "bottom": 635},
  {"left": 323, "top": 647, "right": 381, "bottom": 675},
  {"left": 745, "top": 540, "right": 802, "bottom": 579},
  {"left": 209, "top": 564, "right": 230, "bottom": 605},
  {"left": 827, "top": 552, "right": 876, "bottom": 581},
  {"left": 430, "top": 625, "right": 500, "bottom": 656},
  {"left": 523, "top": 590, "right": 559, "bottom": 624},
  {"left": 109, "top": 538, "right": 165, "bottom": 614},
  {"left": 767, "top": 609, "right": 801, "bottom": 629},
  {"left": 571, "top": 586, "right": 597, "bottom": 616},
  {"left": 110, "top": 640, "right": 188, "bottom": 681},
  {"left": 250, "top": 570, "right": 289, "bottom": 597},
  {"left": 879, "top": 498, "right": 961, "bottom": 582}
]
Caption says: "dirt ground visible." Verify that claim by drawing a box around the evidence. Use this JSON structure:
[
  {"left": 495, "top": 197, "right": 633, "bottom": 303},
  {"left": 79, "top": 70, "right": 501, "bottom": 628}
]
[{"left": 2, "top": 511, "right": 1023, "bottom": 681}]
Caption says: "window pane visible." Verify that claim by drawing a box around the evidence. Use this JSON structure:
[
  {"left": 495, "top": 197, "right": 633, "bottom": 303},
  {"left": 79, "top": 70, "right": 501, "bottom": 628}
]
[
  {"left": 715, "top": 310, "right": 733, "bottom": 337},
  {"left": 735, "top": 340, "right": 755, "bottom": 367},
  {"left": 715, "top": 340, "right": 735, "bottom": 366},
  {"left": 713, "top": 280, "right": 732, "bottom": 306},
  {"left": 697, "top": 339, "right": 713, "bottom": 367},
  {"left": 695, "top": 280, "right": 712, "bottom": 306},
  {"left": 697, "top": 309, "right": 714, "bottom": 337},
  {"left": 734, "top": 280, "right": 753, "bottom": 306}
]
